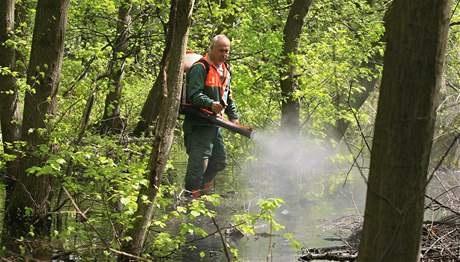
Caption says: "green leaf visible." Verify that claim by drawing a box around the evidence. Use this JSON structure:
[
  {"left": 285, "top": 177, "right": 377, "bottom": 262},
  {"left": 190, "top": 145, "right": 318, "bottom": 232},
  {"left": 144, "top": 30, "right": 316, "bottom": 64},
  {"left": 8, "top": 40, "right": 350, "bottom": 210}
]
[{"left": 190, "top": 210, "right": 200, "bottom": 217}]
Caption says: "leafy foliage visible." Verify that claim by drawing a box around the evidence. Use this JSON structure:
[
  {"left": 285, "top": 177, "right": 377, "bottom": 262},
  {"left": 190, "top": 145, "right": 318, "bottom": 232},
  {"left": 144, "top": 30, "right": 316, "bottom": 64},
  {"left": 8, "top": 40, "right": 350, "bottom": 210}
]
[{"left": 1, "top": 0, "right": 459, "bottom": 260}]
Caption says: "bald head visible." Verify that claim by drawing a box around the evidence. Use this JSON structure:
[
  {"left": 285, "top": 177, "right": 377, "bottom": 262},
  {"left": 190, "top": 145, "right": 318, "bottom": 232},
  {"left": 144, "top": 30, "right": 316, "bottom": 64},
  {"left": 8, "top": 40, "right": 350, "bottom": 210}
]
[
  {"left": 209, "top": 35, "right": 230, "bottom": 65},
  {"left": 209, "top": 35, "right": 230, "bottom": 50}
]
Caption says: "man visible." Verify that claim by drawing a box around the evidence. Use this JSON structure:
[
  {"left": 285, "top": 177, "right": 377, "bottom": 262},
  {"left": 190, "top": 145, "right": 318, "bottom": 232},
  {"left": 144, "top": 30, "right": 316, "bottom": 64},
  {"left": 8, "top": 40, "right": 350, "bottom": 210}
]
[{"left": 183, "top": 35, "right": 239, "bottom": 198}]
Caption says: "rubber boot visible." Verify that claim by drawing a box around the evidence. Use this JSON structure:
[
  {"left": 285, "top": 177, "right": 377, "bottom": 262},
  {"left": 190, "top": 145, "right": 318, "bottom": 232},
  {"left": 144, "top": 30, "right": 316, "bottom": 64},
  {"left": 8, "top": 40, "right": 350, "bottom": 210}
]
[
  {"left": 202, "top": 181, "right": 214, "bottom": 195},
  {"left": 191, "top": 189, "right": 201, "bottom": 199}
]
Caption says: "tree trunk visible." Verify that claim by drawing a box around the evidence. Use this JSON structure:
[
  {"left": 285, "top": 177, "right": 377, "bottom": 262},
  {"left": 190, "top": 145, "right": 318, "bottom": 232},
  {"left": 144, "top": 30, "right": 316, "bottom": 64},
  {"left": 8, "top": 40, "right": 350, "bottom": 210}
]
[
  {"left": 101, "top": 0, "right": 132, "bottom": 134},
  {"left": 132, "top": 1, "right": 177, "bottom": 137},
  {"left": 119, "top": 0, "right": 195, "bottom": 258},
  {"left": 358, "top": 1, "right": 451, "bottom": 261},
  {"left": 0, "top": 0, "right": 20, "bottom": 251},
  {"left": 3, "top": 0, "right": 70, "bottom": 257},
  {"left": 131, "top": 66, "right": 165, "bottom": 136},
  {"left": 280, "top": 0, "right": 314, "bottom": 133},
  {"left": 0, "top": 0, "right": 20, "bottom": 208},
  {"left": 0, "top": 0, "right": 20, "bottom": 149},
  {"left": 325, "top": 53, "right": 383, "bottom": 140}
]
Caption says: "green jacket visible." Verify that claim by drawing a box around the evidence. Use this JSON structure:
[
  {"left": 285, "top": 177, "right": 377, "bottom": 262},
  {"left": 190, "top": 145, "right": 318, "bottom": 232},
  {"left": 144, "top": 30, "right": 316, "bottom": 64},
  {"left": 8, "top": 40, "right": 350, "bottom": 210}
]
[{"left": 184, "top": 60, "right": 239, "bottom": 126}]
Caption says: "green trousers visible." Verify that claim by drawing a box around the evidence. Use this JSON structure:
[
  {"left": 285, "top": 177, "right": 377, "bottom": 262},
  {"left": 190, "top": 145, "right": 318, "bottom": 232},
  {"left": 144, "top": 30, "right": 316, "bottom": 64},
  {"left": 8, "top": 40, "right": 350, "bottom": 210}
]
[{"left": 183, "top": 123, "right": 227, "bottom": 191}]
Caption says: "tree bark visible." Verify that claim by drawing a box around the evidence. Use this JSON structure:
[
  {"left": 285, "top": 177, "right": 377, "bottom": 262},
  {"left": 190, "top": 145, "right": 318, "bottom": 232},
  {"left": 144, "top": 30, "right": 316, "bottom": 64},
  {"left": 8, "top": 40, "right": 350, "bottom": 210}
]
[
  {"left": 3, "top": 0, "right": 70, "bottom": 257},
  {"left": 0, "top": 0, "right": 20, "bottom": 149},
  {"left": 0, "top": 0, "right": 20, "bottom": 208},
  {"left": 280, "top": 0, "right": 314, "bottom": 133},
  {"left": 119, "top": 0, "right": 195, "bottom": 258},
  {"left": 132, "top": 1, "right": 177, "bottom": 137},
  {"left": 358, "top": 1, "right": 452, "bottom": 261},
  {"left": 100, "top": 0, "right": 132, "bottom": 134}
]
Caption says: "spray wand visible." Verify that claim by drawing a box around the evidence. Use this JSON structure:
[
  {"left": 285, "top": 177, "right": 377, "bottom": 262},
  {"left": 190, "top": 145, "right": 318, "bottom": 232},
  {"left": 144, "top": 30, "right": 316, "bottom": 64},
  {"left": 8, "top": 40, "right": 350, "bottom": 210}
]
[{"left": 180, "top": 104, "right": 254, "bottom": 139}]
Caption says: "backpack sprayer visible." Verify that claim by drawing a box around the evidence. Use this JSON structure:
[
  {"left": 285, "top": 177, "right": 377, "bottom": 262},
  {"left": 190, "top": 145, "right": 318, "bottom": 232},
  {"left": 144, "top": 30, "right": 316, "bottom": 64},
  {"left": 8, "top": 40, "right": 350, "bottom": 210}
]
[
  {"left": 180, "top": 104, "right": 254, "bottom": 139},
  {"left": 181, "top": 52, "right": 255, "bottom": 139}
]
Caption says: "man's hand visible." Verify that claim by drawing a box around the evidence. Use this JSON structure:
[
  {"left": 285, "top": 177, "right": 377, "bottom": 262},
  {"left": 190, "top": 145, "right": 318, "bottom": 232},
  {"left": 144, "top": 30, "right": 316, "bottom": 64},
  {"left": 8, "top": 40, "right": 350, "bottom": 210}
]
[
  {"left": 211, "top": 101, "right": 224, "bottom": 114},
  {"left": 230, "top": 119, "right": 240, "bottom": 125}
]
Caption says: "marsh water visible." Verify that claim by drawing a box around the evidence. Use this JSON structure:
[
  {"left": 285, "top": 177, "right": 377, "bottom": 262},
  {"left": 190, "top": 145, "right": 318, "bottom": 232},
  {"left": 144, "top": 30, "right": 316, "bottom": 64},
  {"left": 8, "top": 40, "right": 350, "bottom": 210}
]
[
  {"left": 175, "top": 163, "right": 367, "bottom": 261},
  {"left": 172, "top": 133, "right": 369, "bottom": 261},
  {"left": 173, "top": 130, "right": 456, "bottom": 262}
]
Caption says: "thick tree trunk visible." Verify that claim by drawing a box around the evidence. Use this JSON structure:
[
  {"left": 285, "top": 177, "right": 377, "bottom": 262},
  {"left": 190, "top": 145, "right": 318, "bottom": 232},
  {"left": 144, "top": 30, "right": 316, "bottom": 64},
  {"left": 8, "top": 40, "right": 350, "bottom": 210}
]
[
  {"left": 280, "top": 0, "right": 314, "bottom": 133},
  {"left": 3, "top": 0, "right": 70, "bottom": 257},
  {"left": 0, "top": 0, "right": 20, "bottom": 149},
  {"left": 0, "top": 0, "right": 21, "bottom": 251},
  {"left": 101, "top": 0, "right": 132, "bottom": 134},
  {"left": 119, "top": 0, "right": 194, "bottom": 258},
  {"left": 0, "top": 0, "right": 20, "bottom": 206},
  {"left": 132, "top": 1, "right": 177, "bottom": 137},
  {"left": 358, "top": 1, "right": 451, "bottom": 261}
]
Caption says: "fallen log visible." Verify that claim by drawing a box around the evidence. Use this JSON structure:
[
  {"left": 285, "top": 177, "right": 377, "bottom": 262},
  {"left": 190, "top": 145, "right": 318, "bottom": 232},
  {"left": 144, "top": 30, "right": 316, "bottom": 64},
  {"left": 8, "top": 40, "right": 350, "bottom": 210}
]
[{"left": 300, "top": 251, "right": 357, "bottom": 261}]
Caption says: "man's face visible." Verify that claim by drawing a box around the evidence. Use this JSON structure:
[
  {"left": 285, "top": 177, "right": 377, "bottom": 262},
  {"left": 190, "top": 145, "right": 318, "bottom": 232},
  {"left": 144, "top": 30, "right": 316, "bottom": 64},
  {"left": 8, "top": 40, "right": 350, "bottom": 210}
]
[{"left": 211, "top": 39, "right": 230, "bottom": 64}]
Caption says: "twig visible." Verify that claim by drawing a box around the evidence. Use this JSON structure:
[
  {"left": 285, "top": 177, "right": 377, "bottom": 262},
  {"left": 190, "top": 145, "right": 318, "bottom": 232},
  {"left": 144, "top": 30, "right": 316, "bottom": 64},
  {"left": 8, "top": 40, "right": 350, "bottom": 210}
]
[
  {"left": 62, "top": 186, "right": 110, "bottom": 248},
  {"left": 102, "top": 194, "right": 123, "bottom": 247},
  {"left": 62, "top": 55, "right": 97, "bottom": 98},
  {"left": 63, "top": 186, "right": 150, "bottom": 260},
  {"left": 211, "top": 216, "right": 232, "bottom": 262},
  {"left": 433, "top": 173, "right": 460, "bottom": 202},
  {"left": 450, "top": 0, "right": 460, "bottom": 22},
  {"left": 347, "top": 82, "right": 371, "bottom": 152},
  {"left": 156, "top": 211, "right": 263, "bottom": 259},
  {"left": 228, "top": 50, "right": 264, "bottom": 61},
  {"left": 425, "top": 133, "right": 460, "bottom": 190},
  {"left": 425, "top": 195, "right": 460, "bottom": 217},
  {"left": 342, "top": 141, "right": 366, "bottom": 186},
  {"left": 445, "top": 80, "right": 460, "bottom": 92},
  {"left": 267, "top": 214, "right": 273, "bottom": 262},
  {"left": 62, "top": 187, "right": 88, "bottom": 221},
  {"left": 3, "top": 174, "right": 40, "bottom": 210},
  {"left": 426, "top": 185, "right": 460, "bottom": 207},
  {"left": 350, "top": 192, "right": 361, "bottom": 217},
  {"left": 300, "top": 101, "right": 322, "bottom": 129},
  {"left": 422, "top": 228, "right": 457, "bottom": 257},
  {"left": 109, "top": 248, "right": 153, "bottom": 262}
]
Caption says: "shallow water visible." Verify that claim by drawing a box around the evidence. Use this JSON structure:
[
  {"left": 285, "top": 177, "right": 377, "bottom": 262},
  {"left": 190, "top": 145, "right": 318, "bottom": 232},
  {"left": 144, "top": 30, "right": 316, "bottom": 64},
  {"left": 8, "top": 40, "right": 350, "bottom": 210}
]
[
  {"left": 172, "top": 149, "right": 368, "bottom": 261},
  {"left": 233, "top": 168, "right": 366, "bottom": 261}
]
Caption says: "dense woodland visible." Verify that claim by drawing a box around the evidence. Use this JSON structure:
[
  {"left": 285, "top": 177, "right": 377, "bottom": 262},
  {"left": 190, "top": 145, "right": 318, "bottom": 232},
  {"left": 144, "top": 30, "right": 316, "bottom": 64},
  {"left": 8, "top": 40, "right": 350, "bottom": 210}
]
[{"left": 0, "top": 0, "right": 459, "bottom": 261}]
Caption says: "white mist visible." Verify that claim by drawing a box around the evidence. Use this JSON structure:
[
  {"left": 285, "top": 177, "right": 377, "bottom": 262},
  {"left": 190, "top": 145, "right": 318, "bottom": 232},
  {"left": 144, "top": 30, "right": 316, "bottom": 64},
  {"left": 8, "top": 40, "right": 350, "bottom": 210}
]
[{"left": 237, "top": 130, "right": 367, "bottom": 261}]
